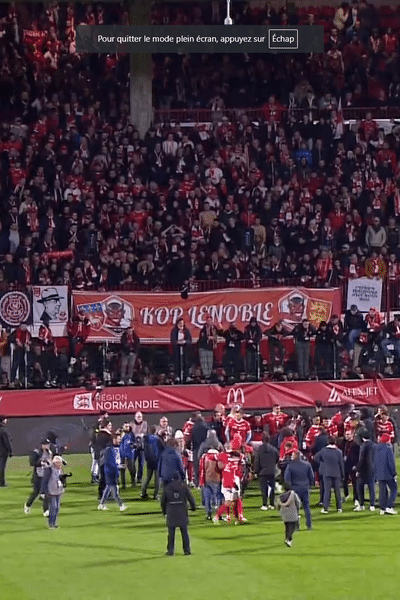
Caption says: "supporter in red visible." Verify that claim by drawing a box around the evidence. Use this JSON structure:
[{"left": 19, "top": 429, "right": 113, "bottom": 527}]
[
  {"left": 225, "top": 407, "right": 251, "bottom": 446},
  {"left": 67, "top": 309, "right": 91, "bottom": 362},
  {"left": 263, "top": 95, "right": 283, "bottom": 123},
  {"left": 213, "top": 434, "right": 247, "bottom": 524},
  {"left": 10, "top": 324, "right": 31, "bottom": 387},
  {"left": 38, "top": 317, "right": 57, "bottom": 388},
  {"left": 364, "top": 307, "right": 383, "bottom": 342}
]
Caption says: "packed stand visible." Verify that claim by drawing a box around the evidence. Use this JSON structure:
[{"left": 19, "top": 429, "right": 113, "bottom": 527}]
[{"left": 1, "top": 2, "right": 400, "bottom": 387}]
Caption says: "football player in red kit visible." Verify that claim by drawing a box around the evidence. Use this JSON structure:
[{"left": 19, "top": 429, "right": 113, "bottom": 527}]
[
  {"left": 304, "top": 415, "right": 322, "bottom": 452},
  {"left": 263, "top": 405, "right": 290, "bottom": 444},
  {"left": 331, "top": 403, "right": 355, "bottom": 438},
  {"left": 213, "top": 435, "right": 247, "bottom": 524},
  {"left": 375, "top": 408, "right": 395, "bottom": 442},
  {"left": 245, "top": 413, "right": 265, "bottom": 451},
  {"left": 225, "top": 407, "right": 252, "bottom": 446}
]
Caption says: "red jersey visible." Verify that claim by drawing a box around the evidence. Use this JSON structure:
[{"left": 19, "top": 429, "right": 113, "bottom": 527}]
[
  {"left": 375, "top": 419, "right": 395, "bottom": 442},
  {"left": 217, "top": 451, "right": 244, "bottom": 489},
  {"left": 15, "top": 328, "right": 31, "bottom": 347},
  {"left": 325, "top": 421, "right": 339, "bottom": 438},
  {"left": 344, "top": 417, "right": 358, "bottom": 437},
  {"left": 182, "top": 419, "right": 194, "bottom": 448},
  {"left": 262, "top": 412, "right": 289, "bottom": 436},
  {"left": 331, "top": 411, "right": 345, "bottom": 437},
  {"left": 246, "top": 416, "right": 264, "bottom": 442},
  {"left": 226, "top": 418, "right": 251, "bottom": 446},
  {"left": 279, "top": 436, "right": 298, "bottom": 461},
  {"left": 305, "top": 425, "right": 321, "bottom": 449}
]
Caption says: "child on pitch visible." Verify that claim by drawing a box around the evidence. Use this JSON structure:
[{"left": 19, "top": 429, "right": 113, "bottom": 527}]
[
  {"left": 98, "top": 432, "right": 127, "bottom": 512},
  {"left": 278, "top": 481, "right": 301, "bottom": 547},
  {"left": 213, "top": 434, "right": 247, "bottom": 524}
]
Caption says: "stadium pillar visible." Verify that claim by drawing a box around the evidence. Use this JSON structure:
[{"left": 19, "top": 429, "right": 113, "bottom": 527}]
[{"left": 129, "top": 0, "right": 153, "bottom": 139}]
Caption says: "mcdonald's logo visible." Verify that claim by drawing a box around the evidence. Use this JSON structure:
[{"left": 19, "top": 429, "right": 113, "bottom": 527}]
[{"left": 226, "top": 387, "right": 245, "bottom": 408}]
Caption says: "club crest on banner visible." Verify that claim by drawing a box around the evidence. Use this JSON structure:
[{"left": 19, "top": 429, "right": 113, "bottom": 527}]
[
  {"left": 226, "top": 387, "right": 245, "bottom": 409},
  {"left": 0, "top": 291, "right": 31, "bottom": 327},
  {"left": 77, "top": 295, "right": 134, "bottom": 336},
  {"left": 73, "top": 393, "right": 94, "bottom": 410},
  {"left": 278, "top": 289, "right": 332, "bottom": 331}
]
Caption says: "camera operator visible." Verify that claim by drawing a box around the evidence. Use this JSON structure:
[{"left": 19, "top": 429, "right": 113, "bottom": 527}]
[{"left": 24, "top": 439, "right": 52, "bottom": 516}]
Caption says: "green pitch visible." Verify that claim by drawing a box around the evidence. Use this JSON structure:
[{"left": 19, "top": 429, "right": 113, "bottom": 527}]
[{"left": 0, "top": 454, "right": 399, "bottom": 600}]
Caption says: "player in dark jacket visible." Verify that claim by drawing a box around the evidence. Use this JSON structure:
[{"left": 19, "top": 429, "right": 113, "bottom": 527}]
[{"left": 161, "top": 472, "right": 196, "bottom": 556}]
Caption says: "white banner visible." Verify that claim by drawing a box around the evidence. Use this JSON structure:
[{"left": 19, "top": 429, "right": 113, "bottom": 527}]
[
  {"left": 346, "top": 277, "right": 383, "bottom": 313},
  {"left": 32, "top": 286, "right": 69, "bottom": 326}
]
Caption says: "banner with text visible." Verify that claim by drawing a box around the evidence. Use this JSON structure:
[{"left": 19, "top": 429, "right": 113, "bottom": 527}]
[
  {"left": 1, "top": 379, "right": 400, "bottom": 417},
  {"left": 347, "top": 277, "right": 383, "bottom": 313},
  {"left": 72, "top": 287, "right": 341, "bottom": 342}
]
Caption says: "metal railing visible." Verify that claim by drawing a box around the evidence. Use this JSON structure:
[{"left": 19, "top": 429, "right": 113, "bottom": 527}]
[{"left": 153, "top": 106, "right": 400, "bottom": 124}]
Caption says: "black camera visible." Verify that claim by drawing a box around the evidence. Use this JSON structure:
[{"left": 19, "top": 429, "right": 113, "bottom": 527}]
[{"left": 60, "top": 472, "right": 73, "bottom": 487}]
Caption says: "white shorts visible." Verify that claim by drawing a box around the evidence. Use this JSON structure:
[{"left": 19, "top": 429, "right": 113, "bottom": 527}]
[{"left": 221, "top": 486, "right": 240, "bottom": 502}]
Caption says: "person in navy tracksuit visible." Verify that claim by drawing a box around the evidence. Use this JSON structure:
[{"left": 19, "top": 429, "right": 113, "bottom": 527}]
[
  {"left": 375, "top": 433, "right": 397, "bottom": 515},
  {"left": 98, "top": 433, "right": 127, "bottom": 512},
  {"left": 119, "top": 424, "right": 136, "bottom": 489}
]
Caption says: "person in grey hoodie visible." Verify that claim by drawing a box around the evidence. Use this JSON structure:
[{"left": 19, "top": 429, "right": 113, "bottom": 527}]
[
  {"left": 40, "top": 456, "right": 65, "bottom": 529},
  {"left": 278, "top": 482, "right": 301, "bottom": 547},
  {"left": 254, "top": 432, "right": 279, "bottom": 510}
]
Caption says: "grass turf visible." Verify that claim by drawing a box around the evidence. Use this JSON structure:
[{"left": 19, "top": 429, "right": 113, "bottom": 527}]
[{"left": 0, "top": 454, "right": 399, "bottom": 600}]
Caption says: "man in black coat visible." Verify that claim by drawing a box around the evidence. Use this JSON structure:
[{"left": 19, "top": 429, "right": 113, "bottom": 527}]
[
  {"left": 355, "top": 431, "right": 376, "bottom": 511},
  {"left": 0, "top": 416, "right": 12, "bottom": 486},
  {"left": 254, "top": 432, "right": 279, "bottom": 509},
  {"left": 191, "top": 415, "right": 208, "bottom": 487},
  {"left": 161, "top": 472, "right": 196, "bottom": 556},
  {"left": 94, "top": 419, "right": 113, "bottom": 500}
]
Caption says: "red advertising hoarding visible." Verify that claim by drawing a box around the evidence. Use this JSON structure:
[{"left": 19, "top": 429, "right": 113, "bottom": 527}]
[{"left": 0, "top": 379, "right": 398, "bottom": 417}]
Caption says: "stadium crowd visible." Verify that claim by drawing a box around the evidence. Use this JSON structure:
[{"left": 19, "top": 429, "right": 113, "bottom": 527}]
[{"left": 1, "top": 1, "right": 400, "bottom": 387}]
